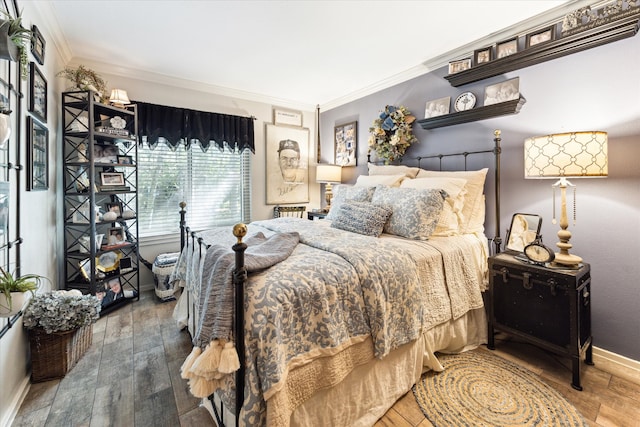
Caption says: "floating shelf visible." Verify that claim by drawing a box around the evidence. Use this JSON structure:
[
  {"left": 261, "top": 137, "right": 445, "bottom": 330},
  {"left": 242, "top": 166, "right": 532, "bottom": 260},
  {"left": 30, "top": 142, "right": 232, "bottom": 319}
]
[
  {"left": 445, "top": 10, "right": 640, "bottom": 87},
  {"left": 417, "top": 96, "right": 526, "bottom": 130}
]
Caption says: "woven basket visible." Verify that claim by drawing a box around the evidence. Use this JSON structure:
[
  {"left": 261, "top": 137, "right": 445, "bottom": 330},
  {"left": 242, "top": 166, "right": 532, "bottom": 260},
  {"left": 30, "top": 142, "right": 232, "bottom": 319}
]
[{"left": 29, "top": 324, "right": 93, "bottom": 383}]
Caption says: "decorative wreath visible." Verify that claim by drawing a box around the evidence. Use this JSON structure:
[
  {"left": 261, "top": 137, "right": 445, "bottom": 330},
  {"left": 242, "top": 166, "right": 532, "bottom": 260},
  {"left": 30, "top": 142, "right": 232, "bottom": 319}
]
[{"left": 367, "top": 105, "right": 418, "bottom": 164}]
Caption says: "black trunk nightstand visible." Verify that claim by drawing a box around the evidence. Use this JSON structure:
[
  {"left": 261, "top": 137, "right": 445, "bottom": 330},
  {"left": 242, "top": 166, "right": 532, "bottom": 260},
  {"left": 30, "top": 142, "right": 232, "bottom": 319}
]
[{"left": 487, "top": 252, "right": 593, "bottom": 390}]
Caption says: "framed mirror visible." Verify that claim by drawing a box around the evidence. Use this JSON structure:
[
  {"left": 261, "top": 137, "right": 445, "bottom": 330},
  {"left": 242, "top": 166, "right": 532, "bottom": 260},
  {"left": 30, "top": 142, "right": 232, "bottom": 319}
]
[{"left": 505, "top": 213, "right": 542, "bottom": 253}]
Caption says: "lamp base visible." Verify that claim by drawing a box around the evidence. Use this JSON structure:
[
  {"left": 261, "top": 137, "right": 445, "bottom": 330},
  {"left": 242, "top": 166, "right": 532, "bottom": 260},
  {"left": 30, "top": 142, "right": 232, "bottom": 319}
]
[{"left": 552, "top": 252, "right": 582, "bottom": 267}]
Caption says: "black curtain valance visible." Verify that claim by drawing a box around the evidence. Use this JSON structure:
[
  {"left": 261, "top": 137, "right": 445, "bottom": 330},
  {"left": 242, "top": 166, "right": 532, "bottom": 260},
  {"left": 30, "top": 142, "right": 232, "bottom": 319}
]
[{"left": 135, "top": 101, "right": 255, "bottom": 153}]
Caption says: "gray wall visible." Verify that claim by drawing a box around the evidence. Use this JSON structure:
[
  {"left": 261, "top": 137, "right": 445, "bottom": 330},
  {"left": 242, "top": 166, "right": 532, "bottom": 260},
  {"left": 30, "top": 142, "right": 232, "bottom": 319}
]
[{"left": 320, "top": 35, "right": 640, "bottom": 361}]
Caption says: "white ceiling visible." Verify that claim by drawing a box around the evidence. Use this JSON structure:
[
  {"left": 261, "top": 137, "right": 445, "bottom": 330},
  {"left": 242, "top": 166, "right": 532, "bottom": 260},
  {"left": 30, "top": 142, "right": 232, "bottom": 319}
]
[{"left": 47, "top": 0, "right": 578, "bottom": 109}]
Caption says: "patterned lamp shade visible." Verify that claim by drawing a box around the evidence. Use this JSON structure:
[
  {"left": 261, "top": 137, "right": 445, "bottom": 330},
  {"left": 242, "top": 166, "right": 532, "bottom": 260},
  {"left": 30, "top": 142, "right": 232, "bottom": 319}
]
[{"left": 524, "top": 131, "right": 608, "bottom": 179}]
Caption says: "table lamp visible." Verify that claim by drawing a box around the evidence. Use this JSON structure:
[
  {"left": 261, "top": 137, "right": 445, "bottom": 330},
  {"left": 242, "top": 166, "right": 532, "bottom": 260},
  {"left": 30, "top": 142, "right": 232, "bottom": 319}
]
[
  {"left": 316, "top": 164, "right": 342, "bottom": 212},
  {"left": 109, "top": 89, "right": 130, "bottom": 108},
  {"left": 524, "top": 131, "right": 607, "bottom": 266}
]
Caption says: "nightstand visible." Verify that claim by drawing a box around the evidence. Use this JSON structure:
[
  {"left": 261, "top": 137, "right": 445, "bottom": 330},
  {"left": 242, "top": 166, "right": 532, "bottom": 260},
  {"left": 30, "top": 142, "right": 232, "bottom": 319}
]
[
  {"left": 307, "top": 211, "right": 327, "bottom": 221},
  {"left": 487, "top": 252, "right": 593, "bottom": 390}
]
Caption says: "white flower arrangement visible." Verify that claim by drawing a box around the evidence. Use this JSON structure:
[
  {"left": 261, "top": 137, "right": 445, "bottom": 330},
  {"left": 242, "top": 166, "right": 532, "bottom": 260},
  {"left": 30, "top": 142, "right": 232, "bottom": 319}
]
[
  {"left": 368, "top": 105, "right": 418, "bottom": 164},
  {"left": 23, "top": 291, "right": 101, "bottom": 334}
]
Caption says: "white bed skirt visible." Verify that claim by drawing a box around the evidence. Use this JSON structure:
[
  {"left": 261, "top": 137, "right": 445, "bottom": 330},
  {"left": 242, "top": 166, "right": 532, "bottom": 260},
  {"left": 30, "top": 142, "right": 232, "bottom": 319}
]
[{"left": 193, "top": 306, "right": 487, "bottom": 427}]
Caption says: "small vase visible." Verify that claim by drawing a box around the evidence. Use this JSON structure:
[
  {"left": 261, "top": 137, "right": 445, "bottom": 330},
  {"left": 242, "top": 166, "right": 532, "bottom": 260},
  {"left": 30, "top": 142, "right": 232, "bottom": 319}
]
[{"left": 0, "top": 291, "right": 26, "bottom": 317}]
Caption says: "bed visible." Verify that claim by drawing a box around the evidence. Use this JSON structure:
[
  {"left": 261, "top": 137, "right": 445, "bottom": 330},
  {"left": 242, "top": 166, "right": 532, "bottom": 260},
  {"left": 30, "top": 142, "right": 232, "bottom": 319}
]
[{"left": 171, "top": 130, "right": 503, "bottom": 427}]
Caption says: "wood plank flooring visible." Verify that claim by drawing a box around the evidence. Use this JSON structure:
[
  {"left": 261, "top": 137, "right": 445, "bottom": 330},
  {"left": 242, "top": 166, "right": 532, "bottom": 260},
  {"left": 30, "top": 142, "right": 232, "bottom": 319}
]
[{"left": 12, "top": 289, "right": 640, "bottom": 427}]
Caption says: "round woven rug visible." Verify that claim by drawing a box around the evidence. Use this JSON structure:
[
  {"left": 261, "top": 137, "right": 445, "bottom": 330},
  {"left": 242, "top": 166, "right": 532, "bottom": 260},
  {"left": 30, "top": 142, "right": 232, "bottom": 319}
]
[{"left": 412, "top": 350, "right": 587, "bottom": 427}]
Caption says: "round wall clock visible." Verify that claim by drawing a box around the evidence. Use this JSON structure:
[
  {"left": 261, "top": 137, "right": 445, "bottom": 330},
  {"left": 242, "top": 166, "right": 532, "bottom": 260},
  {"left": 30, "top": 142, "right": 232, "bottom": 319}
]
[{"left": 454, "top": 92, "right": 476, "bottom": 112}]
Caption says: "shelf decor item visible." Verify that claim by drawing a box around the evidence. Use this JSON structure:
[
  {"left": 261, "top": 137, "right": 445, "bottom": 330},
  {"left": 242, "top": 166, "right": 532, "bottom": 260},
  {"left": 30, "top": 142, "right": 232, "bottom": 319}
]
[
  {"left": 367, "top": 105, "right": 417, "bottom": 164},
  {"left": 23, "top": 290, "right": 101, "bottom": 382},
  {"left": 27, "top": 116, "right": 48, "bottom": 191},
  {"left": 0, "top": 8, "right": 33, "bottom": 79},
  {"left": 524, "top": 131, "right": 608, "bottom": 266},
  {"left": 0, "top": 267, "right": 46, "bottom": 317},
  {"left": 57, "top": 65, "right": 108, "bottom": 102}
]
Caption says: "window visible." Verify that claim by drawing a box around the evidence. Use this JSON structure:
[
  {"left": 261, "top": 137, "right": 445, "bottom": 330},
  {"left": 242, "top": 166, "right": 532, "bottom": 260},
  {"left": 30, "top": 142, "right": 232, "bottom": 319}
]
[{"left": 137, "top": 142, "right": 251, "bottom": 238}]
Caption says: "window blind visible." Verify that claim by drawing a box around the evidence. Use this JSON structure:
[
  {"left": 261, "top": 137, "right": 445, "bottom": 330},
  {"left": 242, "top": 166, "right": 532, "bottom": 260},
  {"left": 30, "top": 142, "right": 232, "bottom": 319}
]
[{"left": 137, "top": 143, "right": 251, "bottom": 238}]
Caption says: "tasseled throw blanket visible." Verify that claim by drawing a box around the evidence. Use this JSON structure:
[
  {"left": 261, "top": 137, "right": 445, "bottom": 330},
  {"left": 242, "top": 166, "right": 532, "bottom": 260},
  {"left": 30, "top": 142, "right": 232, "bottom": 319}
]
[{"left": 181, "top": 231, "right": 299, "bottom": 397}]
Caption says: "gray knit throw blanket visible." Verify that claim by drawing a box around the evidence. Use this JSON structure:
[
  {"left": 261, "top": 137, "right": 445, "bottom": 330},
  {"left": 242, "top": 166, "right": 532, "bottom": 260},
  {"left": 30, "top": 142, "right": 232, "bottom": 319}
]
[{"left": 193, "top": 231, "right": 300, "bottom": 348}]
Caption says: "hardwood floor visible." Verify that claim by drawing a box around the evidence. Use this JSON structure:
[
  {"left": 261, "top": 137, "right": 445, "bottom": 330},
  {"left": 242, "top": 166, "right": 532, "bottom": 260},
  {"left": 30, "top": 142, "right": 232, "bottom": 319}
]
[{"left": 12, "top": 289, "right": 640, "bottom": 427}]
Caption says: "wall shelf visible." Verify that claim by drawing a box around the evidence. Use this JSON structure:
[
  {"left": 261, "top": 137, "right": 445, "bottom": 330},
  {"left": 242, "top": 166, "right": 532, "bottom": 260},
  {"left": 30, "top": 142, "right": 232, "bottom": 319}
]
[
  {"left": 417, "top": 96, "right": 526, "bottom": 130},
  {"left": 445, "top": 10, "right": 640, "bottom": 87}
]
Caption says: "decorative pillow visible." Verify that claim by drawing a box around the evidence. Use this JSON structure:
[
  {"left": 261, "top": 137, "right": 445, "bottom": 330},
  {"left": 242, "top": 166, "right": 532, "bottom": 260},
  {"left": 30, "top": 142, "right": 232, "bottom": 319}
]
[
  {"left": 330, "top": 201, "right": 392, "bottom": 237},
  {"left": 371, "top": 185, "right": 446, "bottom": 240},
  {"left": 354, "top": 174, "right": 406, "bottom": 188},
  {"left": 415, "top": 168, "right": 488, "bottom": 234},
  {"left": 326, "top": 185, "right": 376, "bottom": 220},
  {"left": 367, "top": 163, "right": 421, "bottom": 179},
  {"left": 400, "top": 177, "right": 468, "bottom": 236}
]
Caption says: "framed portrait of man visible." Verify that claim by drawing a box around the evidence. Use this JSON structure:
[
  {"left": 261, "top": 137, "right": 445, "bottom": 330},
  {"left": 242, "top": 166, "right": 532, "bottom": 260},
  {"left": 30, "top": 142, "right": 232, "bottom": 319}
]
[{"left": 265, "top": 124, "right": 309, "bottom": 204}]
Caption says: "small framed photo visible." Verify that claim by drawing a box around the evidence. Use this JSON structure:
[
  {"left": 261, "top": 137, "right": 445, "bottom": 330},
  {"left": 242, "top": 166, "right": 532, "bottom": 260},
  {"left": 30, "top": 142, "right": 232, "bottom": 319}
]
[
  {"left": 99, "top": 277, "right": 124, "bottom": 308},
  {"left": 29, "top": 62, "right": 47, "bottom": 123},
  {"left": 474, "top": 46, "right": 493, "bottom": 65},
  {"left": 105, "top": 202, "right": 123, "bottom": 217},
  {"left": 27, "top": 117, "right": 48, "bottom": 191},
  {"left": 31, "top": 25, "right": 46, "bottom": 65},
  {"left": 107, "top": 227, "right": 126, "bottom": 245},
  {"left": 94, "top": 144, "right": 120, "bottom": 164},
  {"left": 526, "top": 25, "right": 555, "bottom": 48},
  {"left": 117, "top": 155, "right": 133, "bottom": 165},
  {"left": 119, "top": 257, "right": 133, "bottom": 273},
  {"left": 496, "top": 37, "right": 518, "bottom": 59},
  {"left": 484, "top": 77, "right": 520, "bottom": 106},
  {"left": 448, "top": 58, "right": 472, "bottom": 75},
  {"left": 334, "top": 121, "right": 357, "bottom": 166},
  {"left": 273, "top": 107, "right": 303, "bottom": 127},
  {"left": 100, "top": 172, "right": 125, "bottom": 186},
  {"left": 424, "top": 96, "right": 450, "bottom": 118},
  {"left": 79, "top": 258, "right": 92, "bottom": 281}
]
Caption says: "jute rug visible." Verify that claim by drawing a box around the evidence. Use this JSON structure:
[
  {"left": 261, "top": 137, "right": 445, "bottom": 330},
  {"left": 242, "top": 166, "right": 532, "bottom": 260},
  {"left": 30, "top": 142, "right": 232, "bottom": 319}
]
[{"left": 412, "top": 350, "right": 587, "bottom": 426}]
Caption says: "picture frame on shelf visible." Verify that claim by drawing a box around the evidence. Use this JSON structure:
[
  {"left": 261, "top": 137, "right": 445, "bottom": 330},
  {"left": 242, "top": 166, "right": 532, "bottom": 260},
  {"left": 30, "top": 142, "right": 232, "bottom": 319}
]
[
  {"left": 99, "top": 277, "right": 125, "bottom": 308},
  {"left": 526, "top": 25, "right": 555, "bottom": 48},
  {"left": 117, "top": 155, "right": 133, "bottom": 165},
  {"left": 448, "top": 58, "right": 472, "bottom": 74},
  {"left": 334, "top": 121, "right": 357, "bottom": 167},
  {"left": 474, "top": 46, "right": 493, "bottom": 65},
  {"left": 105, "top": 202, "right": 123, "bottom": 217},
  {"left": 118, "top": 257, "right": 133, "bottom": 274},
  {"left": 28, "top": 62, "right": 47, "bottom": 123},
  {"left": 107, "top": 227, "right": 126, "bottom": 246},
  {"left": 424, "top": 96, "right": 450, "bottom": 118},
  {"left": 100, "top": 172, "right": 125, "bottom": 187},
  {"left": 94, "top": 144, "right": 120, "bottom": 164},
  {"left": 31, "top": 25, "right": 46, "bottom": 65},
  {"left": 496, "top": 37, "right": 518, "bottom": 59},
  {"left": 79, "top": 258, "right": 92, "bottom": 281},
  {"left": 273, "top": 107, "right": 303, "bottom": 127},
  {"left": 484, "top": 77, "right": 520, "bottom": 106},
  {"left": 27, "top": 117, "right": 48, "bottom": 191}
]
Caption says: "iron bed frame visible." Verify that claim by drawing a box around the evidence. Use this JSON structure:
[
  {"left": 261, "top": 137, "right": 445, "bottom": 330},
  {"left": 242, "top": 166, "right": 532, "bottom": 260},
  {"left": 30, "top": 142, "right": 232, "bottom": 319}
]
[{"left": 178, "top": 129, "right": 503, "bottom": 427}]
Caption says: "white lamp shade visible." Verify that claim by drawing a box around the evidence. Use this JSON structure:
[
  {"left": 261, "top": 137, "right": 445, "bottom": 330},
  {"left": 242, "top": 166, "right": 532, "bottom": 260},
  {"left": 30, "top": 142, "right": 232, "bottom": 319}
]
[
  {"left": 316, "top": 164, "right": 342, "bottom": 183},
  {"left": 524, "top": 131, "right": 608, "bottom": 179},
  {"left": 109, "top": 89, "right": 130, "bottom": 106}
]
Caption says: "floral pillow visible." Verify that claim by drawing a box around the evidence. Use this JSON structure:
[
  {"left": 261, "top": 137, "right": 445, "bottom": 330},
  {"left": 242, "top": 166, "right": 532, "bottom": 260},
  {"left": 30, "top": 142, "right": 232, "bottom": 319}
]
[
  {"left": 326, "top": 185, "right": 376, "bottom": 220},
  {"left": 330, "top": 201, "right": 392, "bottom": 237},
  {"left": 371, "top": 185, "right": 446, "bottom": 240}
]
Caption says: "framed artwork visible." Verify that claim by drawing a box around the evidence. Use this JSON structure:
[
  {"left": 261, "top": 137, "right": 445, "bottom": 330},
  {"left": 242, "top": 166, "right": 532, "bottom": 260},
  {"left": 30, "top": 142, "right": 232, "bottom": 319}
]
[
  {"left": 273, "top": 107, "right": 303, "bottom": 127},
  {"left": 474, "top": 46, "right": 493, "bottom": 65},
  {"left": 424, "top": 96, "right": 450, "bottom": 118},
  {"left": 28, "top": 62, "right": 47, "bottom": 123},
  {"left": 105, "top": 202, "right": 123, "bottom": 217},
  {"left": 484, "top": 77, "right": 520, "bottom": 106},
  {"left": 334, "top": 121, "right": 357, "bottom": 167},
  {"left": 27, "top": 117, "right": 48, "bottom": 191},
  {"left": 117, "top": 155, "right": 133, "bottom": 165},
  {"left": 526, "top": 25, "right": 555, "bottom": 48},
  {"left": 496, "top": 37, "right": 518, "bottom": 59},
  {"left": 100, "top": 172, "right": 125, "bottom": 186},
  {"left": 31, "top": 24, "right": 45, "bottom": 65},
  {"left": 448, "top": 58, "right": 472, "bottom": 74},
  {"left": 265, "top": 123, "right": 309, "bottom": 204}
]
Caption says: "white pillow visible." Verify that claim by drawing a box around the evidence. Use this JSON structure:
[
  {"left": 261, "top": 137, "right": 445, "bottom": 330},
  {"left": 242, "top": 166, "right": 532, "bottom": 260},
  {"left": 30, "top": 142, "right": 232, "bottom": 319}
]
[
  {"left": 354, "top": 174, "right": 406, "bottom": 187},
  {"left": 367, "top": 163, "right": 420, "bottom": 179},
  {"left": 415, "top": 168, "right": 488, "bottom": 234},
  {"left": 400, "top": 177, "right": 467, "bottom": 236}
]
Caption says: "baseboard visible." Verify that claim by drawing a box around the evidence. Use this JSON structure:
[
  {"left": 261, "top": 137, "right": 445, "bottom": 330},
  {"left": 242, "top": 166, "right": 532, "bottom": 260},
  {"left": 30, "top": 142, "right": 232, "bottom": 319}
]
[
  {"left": 0, "top": 376, "right": 30, "bottom": 427},
  {"left": 592, "top": 346, "right": 640, "bottom": 385}
]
